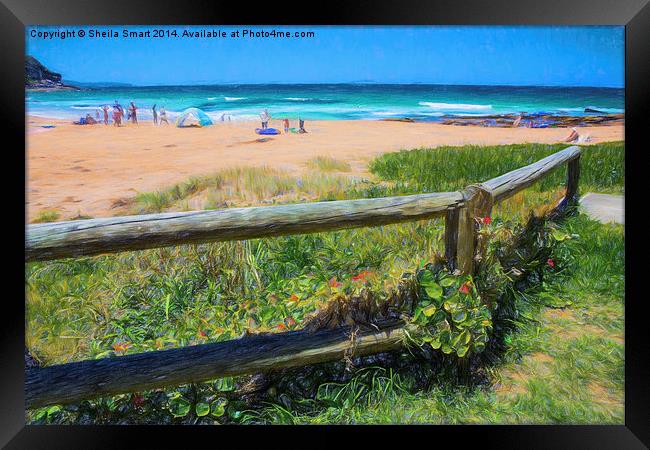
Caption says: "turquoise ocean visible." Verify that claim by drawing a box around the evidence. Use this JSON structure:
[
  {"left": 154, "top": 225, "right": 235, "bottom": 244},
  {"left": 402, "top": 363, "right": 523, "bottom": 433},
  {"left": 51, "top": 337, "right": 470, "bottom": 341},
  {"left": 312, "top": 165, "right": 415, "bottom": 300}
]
[{"left": 26, "top": 84, "right": 624, "bottom": 122}]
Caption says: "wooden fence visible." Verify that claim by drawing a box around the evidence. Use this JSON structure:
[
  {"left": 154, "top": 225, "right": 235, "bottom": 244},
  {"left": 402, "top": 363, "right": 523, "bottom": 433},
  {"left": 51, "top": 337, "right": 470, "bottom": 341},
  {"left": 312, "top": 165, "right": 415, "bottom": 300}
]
[{"left": 24, "top": 146, "right": 581, "bottom": 409}]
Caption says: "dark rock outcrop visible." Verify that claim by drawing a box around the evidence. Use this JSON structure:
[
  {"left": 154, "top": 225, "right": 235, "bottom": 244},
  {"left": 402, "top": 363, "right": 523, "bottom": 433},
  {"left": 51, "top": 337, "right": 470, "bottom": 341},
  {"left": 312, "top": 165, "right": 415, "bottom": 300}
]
[
  {"left": 440, "top": 113, "right": 624, "bottom": 128},
  {"left": 26, "top": 56, "right": 78, "bottom": 90}
]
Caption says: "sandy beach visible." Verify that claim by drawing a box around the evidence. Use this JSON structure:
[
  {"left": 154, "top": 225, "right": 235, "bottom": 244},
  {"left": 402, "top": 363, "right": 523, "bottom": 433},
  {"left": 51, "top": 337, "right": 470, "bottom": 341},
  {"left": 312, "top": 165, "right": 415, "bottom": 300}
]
[{"left": 26, "top": 115, "right": 624, "bottom": 221}]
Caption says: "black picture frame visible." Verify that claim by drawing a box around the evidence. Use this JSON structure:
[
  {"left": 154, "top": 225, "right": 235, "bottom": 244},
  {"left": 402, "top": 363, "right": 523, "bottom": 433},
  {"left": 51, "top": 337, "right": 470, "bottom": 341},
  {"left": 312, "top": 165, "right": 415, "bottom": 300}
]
[{"left": 2, "top": 0, "right": 648, "bottom": 447}]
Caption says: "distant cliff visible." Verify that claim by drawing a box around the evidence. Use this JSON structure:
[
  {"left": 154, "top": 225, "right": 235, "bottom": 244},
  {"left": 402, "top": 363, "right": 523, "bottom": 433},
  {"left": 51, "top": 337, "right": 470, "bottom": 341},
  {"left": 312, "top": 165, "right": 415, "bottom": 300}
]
[{"left": 25, "top": 56, "right": 78, "bottom": 90}]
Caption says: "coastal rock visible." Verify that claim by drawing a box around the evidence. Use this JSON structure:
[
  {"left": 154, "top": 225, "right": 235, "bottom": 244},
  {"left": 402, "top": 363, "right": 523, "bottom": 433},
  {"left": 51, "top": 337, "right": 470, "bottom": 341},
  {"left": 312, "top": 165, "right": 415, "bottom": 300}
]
[
  {"left": 26, "top": 56, "right": 79, "bottom": 90},
  {"left": 380, "top": 117, "right": 416, "bottom": 123},
  {"left": 440, "top": 113, "right": 624, "bottom": 128}
]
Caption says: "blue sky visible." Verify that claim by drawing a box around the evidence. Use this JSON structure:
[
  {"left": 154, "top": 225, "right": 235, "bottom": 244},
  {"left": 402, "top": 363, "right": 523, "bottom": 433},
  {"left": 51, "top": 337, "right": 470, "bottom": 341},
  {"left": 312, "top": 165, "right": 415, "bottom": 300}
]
[{"left": 26, "top": 26, "right": 624, "bottom": 87}]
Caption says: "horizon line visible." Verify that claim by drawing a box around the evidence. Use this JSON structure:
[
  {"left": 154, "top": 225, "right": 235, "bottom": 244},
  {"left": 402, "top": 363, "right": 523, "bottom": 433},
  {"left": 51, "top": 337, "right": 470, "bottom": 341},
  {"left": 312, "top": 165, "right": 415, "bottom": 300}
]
[{"left": 64, "top": 80, "right": 625, "bottom": 90}]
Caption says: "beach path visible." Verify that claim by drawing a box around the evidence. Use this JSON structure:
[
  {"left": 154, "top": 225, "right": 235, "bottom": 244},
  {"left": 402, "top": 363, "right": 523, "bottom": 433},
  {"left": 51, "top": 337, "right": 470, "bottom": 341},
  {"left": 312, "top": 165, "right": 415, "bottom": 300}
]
[
  {"left": 580, "top": 193, "right": 624, "bottom": 225},
  {"left": 26, "top": 117, "right": 624, "bottom": 221}
]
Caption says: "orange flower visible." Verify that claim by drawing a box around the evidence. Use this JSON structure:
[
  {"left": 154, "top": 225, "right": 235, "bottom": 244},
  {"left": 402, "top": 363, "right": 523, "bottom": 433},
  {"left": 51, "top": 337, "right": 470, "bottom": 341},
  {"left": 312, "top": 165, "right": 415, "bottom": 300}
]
[
  {"left": 113, "top": 342, "right": 131, "bottom": 353},
  {"left": 329, "top": 277, "right": 342, "bottom": 288},
  {"left": 286, "top": 317, "right": 297, "bottom": 328},
  {"left": 289, "top": 294, "right": 300, "bottom": 302},
  {"left": 276, "top": 323, "right": 287, "bottom": 331}
]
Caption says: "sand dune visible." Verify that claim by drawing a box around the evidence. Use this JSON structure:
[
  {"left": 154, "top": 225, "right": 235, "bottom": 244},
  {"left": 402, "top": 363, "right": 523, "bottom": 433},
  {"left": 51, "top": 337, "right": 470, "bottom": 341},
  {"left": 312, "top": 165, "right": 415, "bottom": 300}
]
[{"left": 26, "top": 116, "right": 623, "bottom": 221}]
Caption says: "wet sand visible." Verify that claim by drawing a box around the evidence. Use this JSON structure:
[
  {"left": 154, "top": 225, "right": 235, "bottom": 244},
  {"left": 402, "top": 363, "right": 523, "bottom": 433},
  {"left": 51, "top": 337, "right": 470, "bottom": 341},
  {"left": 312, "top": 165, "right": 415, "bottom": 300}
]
[{"left": 26, "top": 115, "right": 624, "bottom": 221}]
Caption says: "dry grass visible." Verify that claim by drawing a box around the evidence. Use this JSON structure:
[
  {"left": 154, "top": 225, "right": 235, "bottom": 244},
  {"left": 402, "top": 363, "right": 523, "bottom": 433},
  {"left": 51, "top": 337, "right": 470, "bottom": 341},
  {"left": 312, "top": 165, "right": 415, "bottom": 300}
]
[
  {"left": 132, "top": 164, "right": 367, "bottom": 213},
  {"left": 307, "top": 156, "right": 352, "bottom": 172}
]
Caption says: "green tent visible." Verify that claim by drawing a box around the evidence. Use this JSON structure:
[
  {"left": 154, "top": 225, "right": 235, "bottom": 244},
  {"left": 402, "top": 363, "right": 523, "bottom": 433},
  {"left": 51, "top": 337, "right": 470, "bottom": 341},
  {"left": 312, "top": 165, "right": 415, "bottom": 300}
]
[{"left": 175, "top": 108, "right": 213, "bottom": 127}]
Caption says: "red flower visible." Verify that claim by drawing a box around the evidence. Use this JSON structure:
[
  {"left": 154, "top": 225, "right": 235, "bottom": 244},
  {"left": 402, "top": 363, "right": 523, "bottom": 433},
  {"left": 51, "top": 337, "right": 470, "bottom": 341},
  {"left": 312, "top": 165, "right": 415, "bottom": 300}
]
[
  {"left": 482, "top": 216, "right": 492, "bottom": 225},
  {"left": 547, "top": 258, "right": 555, "bottom": 268},
  {"left": 329, "top": 277, "right": 342, "bottom": 288},
  {"left": 132, "top": 394, "right": 145, "bottom": 408},
  {"left": 286, "top": 317, "right": 297, "bottom": 328},
  {"left": 276, "top": 323, "right": 287, "bottom": 331},
  {"left": 459, "top": 283, "right": 470, "bottom": 295},
  {"left": 352, "top": 270, "right": 375, "bottom": 283},
  {"left": 198, "top": 330, "right": 207, "bottom": 338}
]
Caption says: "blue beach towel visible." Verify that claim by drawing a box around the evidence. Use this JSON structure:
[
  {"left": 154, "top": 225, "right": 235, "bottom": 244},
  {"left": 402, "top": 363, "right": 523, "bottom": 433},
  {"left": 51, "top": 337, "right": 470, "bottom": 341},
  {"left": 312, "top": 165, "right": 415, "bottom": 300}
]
[{"left": 255, "top": 128, "right": 280, "bottom": 135}]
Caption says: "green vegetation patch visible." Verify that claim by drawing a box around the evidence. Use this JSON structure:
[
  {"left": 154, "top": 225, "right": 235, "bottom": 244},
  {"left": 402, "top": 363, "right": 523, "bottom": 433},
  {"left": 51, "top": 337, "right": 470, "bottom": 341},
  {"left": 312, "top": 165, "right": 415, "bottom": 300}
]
[
  {"left": 369, "top": 142, "right": 624, "bottom": 194},
  {"left": 32, "top": 209, "right": 61, "bottom": 224}
]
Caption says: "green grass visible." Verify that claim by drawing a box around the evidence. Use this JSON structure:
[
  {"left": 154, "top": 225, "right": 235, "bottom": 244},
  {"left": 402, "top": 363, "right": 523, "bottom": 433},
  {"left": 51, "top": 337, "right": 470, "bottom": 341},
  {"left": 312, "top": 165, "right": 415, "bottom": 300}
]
[
  {"left": 25, "top": 142, "right": 624, "bottom": 424},
  {"left": 237, "top": 215, "right": 624, "bottom": 424},
  {"left": 370, "top": 142, "right": 624, "bottom": 195},
  {"left": 32, "top": 209, "right": 61, "bottom": 223}
]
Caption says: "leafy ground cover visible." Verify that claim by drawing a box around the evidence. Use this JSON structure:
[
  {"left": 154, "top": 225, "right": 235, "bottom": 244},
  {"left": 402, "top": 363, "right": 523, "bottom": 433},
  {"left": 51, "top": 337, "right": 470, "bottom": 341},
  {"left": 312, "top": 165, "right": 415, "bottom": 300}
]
[{"left": 25, "top": 142, "right": 624, "bottom": 424}]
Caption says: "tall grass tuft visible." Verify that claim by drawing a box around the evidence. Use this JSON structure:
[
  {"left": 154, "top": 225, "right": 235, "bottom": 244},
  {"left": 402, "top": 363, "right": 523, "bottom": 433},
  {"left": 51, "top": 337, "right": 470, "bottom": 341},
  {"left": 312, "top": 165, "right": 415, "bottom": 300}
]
[
  {"left": 32, "top": 210, "right": 61, "bottom": 223},
  {"left": 307, "top": 156, "right": 352, "bottom": 172},
  {"left": 133, "top": 166, "right": 366, "bottom": 213}
]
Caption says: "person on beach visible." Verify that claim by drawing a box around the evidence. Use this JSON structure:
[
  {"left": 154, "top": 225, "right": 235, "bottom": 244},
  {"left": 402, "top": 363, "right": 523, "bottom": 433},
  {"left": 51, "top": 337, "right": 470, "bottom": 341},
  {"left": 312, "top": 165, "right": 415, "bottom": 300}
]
[
  {"left": 129, "top": 102, "right": 138, "bottom": 124},
  {"left": 564, "top": 127, "right": 580, "bottom": 143},
  {"left": 512, "top": 115, "right": 522, "bottom": 128},
  {"left": 102, "top": 105, "right": 110, "bottom": 125},
  {"left": 95, "top": 109, "right": 101, "bottom": 122},
  {"left": 85, "top": 114, "right": 98, "bottom": 125},
  {"left": 112, "top": 105, "right": 122, "bottom": 127},
  {"left": 283, "top": 118, "right": 289, "bottom": 133},
  {"left": 159, "top": 107, "right": 169, "bottom": 125},
  {"left": 152, "top": 104, "right": 158, "bottom": 125},
  {"left": 260, "top": 109, "right": 270, "bottom": 129},
  {"left": 113, "top": 100, "right": 124, "bottom": 121},
  {"left": 298, "top": 117, "right": 307, "bottom": 133}
]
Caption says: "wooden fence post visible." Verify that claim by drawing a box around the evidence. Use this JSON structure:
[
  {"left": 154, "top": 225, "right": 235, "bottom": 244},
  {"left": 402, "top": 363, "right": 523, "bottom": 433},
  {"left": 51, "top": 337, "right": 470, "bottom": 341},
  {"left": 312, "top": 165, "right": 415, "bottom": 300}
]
[
  {"left": 566, "top": 155, "right": 581, "bottom": 204},
  {"left": 455, "top": 185, "right": 494, "bottom": 275},
  {"left": 555, "top": 154, "right": 581, "bottom": 213},
  {"left": 444, "top": 207, "right": 460, "bottom": 271}
]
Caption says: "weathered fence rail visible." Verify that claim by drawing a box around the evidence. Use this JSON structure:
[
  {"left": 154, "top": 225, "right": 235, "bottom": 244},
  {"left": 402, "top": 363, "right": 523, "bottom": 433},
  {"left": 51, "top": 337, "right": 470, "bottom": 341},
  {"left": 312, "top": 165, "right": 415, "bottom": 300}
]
[
  {"left": 26, "top": 192, "right": 463, "bottom": 262},
  {"left": 26, "top": 320, "right": 407, "bottom": 409},
  {"left": 483, "top": 145, "right": 581, "bottom": 202},
  {"left": 24, "top": 146, "right": 581, "bottom": 409}
]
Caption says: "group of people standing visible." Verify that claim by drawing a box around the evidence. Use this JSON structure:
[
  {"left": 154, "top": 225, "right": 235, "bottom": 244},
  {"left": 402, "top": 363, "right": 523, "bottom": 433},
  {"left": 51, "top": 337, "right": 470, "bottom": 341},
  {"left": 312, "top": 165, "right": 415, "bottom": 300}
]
[
  {"left": 93, "top": 102, "right": 169, "bottom": 127},
  {"left": 151, "top": 104, "right": 169, "bottom": 126},
  {"left": 260, "top": 108, "right": 307, "bottom": 134}
]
